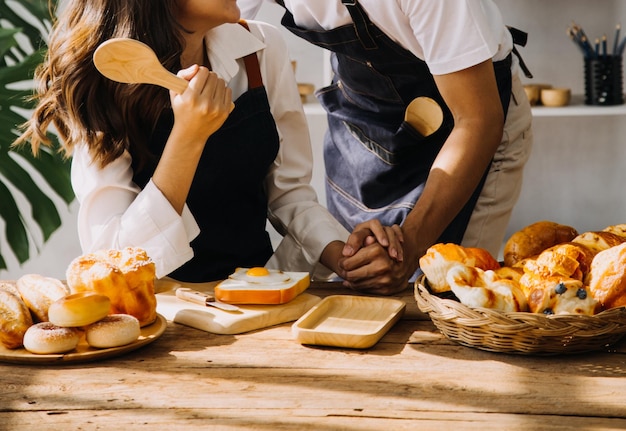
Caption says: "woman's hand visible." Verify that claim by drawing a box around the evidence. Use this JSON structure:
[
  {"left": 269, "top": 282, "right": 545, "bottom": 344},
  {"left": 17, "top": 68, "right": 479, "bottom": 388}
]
[
  {"left": 171, "top": 65, "right": 234, "bottom": 143},
  {"left": 342, "top": 219, "right": 404, "bottom": 262}
]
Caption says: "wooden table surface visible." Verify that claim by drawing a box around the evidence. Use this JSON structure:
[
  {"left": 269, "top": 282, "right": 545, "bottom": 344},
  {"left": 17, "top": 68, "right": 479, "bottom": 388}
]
[{"left": 2, "top": 282, "right": 626, "bottom": 431}]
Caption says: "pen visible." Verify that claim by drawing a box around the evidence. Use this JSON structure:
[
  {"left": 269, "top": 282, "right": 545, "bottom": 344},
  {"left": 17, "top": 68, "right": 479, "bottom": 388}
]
[{"left": 613, "top": 24, "right": 621, "bottom": 55}]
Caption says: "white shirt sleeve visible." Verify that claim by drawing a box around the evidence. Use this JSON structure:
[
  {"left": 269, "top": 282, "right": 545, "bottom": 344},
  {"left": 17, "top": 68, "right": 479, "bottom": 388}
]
[
  {"left": 238, "top": 0, "right": 266, "bottom": 19},
  {"left": 71, "top": 145, "right": 199, "bottom": 278}
]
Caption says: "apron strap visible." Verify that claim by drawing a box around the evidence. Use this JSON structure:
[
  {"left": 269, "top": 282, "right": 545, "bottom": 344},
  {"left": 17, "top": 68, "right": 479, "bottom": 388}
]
[
  {"left": 341, "top": 0, "right": 378, "bottom": 50},
  {"left": 238, "top": 20, "right": 264, "bottom": 89},
  {"left": 507, "top": 26, "right": 533, "bottom": 79}
]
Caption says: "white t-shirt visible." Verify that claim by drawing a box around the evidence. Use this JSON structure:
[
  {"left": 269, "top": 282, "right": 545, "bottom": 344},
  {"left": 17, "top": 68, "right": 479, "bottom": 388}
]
[{"left": 238, "top": 0, "right": 514, "bottom": 75}]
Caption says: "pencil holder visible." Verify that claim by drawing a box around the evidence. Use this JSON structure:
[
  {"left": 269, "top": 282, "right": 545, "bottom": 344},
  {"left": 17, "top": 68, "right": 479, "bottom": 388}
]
[{"left": 584, "top": 55, "right": 624, "bottom": 105}]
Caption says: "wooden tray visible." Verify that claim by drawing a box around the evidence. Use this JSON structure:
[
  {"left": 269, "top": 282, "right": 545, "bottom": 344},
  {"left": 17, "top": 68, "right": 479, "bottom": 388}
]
[
  {"left": 0, "top": 314, "right": 167, "bottom": 365},
  {"left": 291, "top": 295, "right": 406, "bottom": 349}
]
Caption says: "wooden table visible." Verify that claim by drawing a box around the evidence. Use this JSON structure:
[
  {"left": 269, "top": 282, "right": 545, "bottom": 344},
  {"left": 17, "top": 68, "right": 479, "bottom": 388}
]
[{"left": 2, "top": 282, "right": 626, "bottom": 430}]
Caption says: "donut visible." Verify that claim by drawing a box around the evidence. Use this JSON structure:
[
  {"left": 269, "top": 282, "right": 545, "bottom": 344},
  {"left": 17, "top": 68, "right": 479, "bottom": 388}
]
[
  {"left": 85, "top": 314, "right": 140, "bottom": 348},
  {"left": 23, "top": 322, "right": 80, "bottom": 354},
  {"left": 16, "top": 274, "right": 69, "bottom": 322},
  {"left": 48, "top": 292, "right": 111, "bottom": 327},
  {"left": 0, "top": 288, "right": 34, "bottom": 349}
]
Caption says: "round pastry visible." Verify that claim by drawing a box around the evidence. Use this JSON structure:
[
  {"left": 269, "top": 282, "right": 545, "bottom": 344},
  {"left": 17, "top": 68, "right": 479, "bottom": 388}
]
[
  {"left": 23, "top": 322, "right": 80, "bottom": 354},
  {"left": 602, "top": 224, "right": 626, "bottom": 239},
  {"left": 503, "top": 220, "right": 578, "bottom": 267},
  {"left": 527, "top": 278, "right": 598, "bottom": 315},
  {"left": 419, "top": 243, "right": 498, "bottom": 293},
  {"left": 16, "top": 274, "right": 70, "bottom": 322},
  {"left": 572, "top": 231, "right": 625, "bottom": 255},
  {"left": 66, "top": 247, "right": 157, "bottom": 327},
  {"left": 85, "top": 314, "right": 140, "bottom": 348},
  {"left": 48, "top": 292, "right": 111, "bottom": 327},
  {"left": 0, "top": 289, "right": 34, "bottom": 349},
  {"left": 523, "top": 242, "right": 594, "bottom": 281},
  {"left": 446, "top": 265, "right": 528, "bottom": 312},
  {"left": 588, "top": 242, "right": 626, "bottom": 310},
  {"left": 493, "top": 266, "right": 523, "bottom": 283}
]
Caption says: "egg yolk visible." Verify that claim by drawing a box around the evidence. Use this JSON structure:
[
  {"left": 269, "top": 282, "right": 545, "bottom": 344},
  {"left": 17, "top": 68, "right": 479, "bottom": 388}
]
[{"left": 246, "top": 267, "right": 270, "bottom": 277}]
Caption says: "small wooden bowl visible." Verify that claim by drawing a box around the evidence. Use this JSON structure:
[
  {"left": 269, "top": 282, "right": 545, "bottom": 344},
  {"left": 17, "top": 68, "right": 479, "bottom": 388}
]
[
  {"left": 540, "top": 87, "right": 571, "bottom": 107},
  {"left": 523, "top": 84, "right": 552, "bottom": 106}
]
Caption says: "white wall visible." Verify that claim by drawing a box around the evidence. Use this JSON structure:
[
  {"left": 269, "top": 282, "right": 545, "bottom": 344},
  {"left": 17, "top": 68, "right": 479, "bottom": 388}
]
[{"left": 3, "top": 0, "right": 625, "bottom": 278}]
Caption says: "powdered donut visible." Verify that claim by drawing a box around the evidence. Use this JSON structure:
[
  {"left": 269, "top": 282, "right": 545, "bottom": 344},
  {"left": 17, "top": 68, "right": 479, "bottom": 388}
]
[
  {"left": 48, "top": 292, "right": 111, "bottom": 327},
  {"left": 85, "top": 314, "right": 140, "bottom": 348},
  {"left": 23, "top": 322, "right": 80, "bottom": 354}
]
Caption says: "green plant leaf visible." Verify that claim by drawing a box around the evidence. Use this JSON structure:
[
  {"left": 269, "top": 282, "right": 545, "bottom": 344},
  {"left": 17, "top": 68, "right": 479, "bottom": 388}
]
[{"left": 0, "top": 0, "right": 70, "bottom": 272}]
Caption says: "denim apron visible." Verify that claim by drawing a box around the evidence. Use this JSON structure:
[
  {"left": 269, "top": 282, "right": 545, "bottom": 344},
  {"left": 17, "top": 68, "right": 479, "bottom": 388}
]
[
  {"left": 280, "top": 0, "right": 514, "bottom": 244},
  {"left": 133, "top": 35, "right": 279, "bottom": 282}
]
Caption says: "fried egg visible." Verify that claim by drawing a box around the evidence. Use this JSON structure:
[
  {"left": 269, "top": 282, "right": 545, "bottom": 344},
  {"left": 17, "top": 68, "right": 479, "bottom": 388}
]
[{"left": 229, "top": 267, "right": 291, "bottom": 284}]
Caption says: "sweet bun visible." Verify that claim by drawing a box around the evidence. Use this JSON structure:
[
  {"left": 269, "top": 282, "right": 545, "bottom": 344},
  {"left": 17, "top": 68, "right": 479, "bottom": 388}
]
[
  {"left": 23, "top": 322, "right": 80, "bottom": 354},
  {"left": 48, "top": 292, "right": 111, "bottom": 327},
  {"left": 523, "top": 242, "right": 594, "bottom": 281},
  {"left": 588, "top": 242, "right": 626, "bottom": 310},
  {"left": 602, "top": 224, "right": 626, "bottom": 239},
  {"left": 503, "top": 221, "right": 578, "bottom": 267},
  {"left": 445, "top": 265, "right": 527, "bottom": 312},
  {"left": 16, "top": 274, "right": 70, "bottom": 322},
  {"left": 572, "top": 231, "right": 626, "bottom": 255},
  {"left": 85, "top": 314, "right": 140, "bottom": 348},
  {"left": 419, "top": 243, "right": 499, "bottom": 293},
  {"left": 66, "top": 247, "right": 157, "bottom": 327},
  {"left": 214, "top": 267, "right": 310, "bottom": 304},
  {"left": 527, "top": 279, "right": 598, "bottom": 315},
  {"left": 0, "top": 288, "right": 34, "bottom": 348},
  {"left": 493, "top": 266, "right": 523, "bottom": 283}
]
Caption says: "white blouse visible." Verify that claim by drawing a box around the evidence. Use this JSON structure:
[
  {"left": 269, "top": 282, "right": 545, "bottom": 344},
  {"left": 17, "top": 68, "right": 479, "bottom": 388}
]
[{"left": 72, "top": 21, "right": 349, "bottom": 280}]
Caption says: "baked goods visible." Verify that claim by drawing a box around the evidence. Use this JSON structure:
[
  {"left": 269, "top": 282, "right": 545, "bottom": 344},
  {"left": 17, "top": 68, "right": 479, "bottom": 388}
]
[
  {"left": 446, "top": 265, "right": 527, "bottom": 312},
  {"left": 48, "top": 292, "right": 111, "bottom": 327},
  {"left": 0, "top": 287, "right": 34, "bottom": 348},
  {"left": 572, "top": 231, "right": 625, "bottom": 255},
  {"left": 214, "top": 267, "right": 310, "bottom": 304},
  {"left": 419, "top": 243, "right": 500, "bottom": 293},
  {"left": 603, "top": 224, "right": 626, "bottom": 238},
  {"left": 588, "top": 242, "right": 626, "bottom": 309},
  {"left": 85, "top": 314, "right": 140, "bottom": 348},
  {"left": 522, "top": 242, "right": 594, "bottom": 281},
  {"left": 22, "top": 322, "right": 80, "bottom": 354},
  {"left": 503, "top": 220, "right": 578, "bottom": 267},
  {"left": 526, "top": 278, "right": 598, "bottom": 315},
  {"left": 66, "top": 247, "right": 157, "bottom": 327},
  {"left": 16, "top": 274, "right": 70, "bottom": 322}
]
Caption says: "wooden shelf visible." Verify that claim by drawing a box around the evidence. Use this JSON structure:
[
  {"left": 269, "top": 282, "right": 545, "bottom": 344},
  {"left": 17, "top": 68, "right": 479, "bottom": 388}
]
[{"left": 531, "top": 94, "right": 626, "bottom": 117}]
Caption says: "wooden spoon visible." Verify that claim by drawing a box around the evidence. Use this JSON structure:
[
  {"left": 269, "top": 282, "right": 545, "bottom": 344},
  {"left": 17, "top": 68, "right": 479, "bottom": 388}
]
[
  {"left": 93, "top": 38, "right": 188, "bottom": 93},
  {"left": 404, "top": 96, "right": 444, "bottom": 137}
]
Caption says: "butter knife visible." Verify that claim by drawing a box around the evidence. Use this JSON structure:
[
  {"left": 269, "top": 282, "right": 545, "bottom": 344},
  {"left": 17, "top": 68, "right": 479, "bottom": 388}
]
[{"left": 175, "top": 287, "right": 240, "bottom": 312}]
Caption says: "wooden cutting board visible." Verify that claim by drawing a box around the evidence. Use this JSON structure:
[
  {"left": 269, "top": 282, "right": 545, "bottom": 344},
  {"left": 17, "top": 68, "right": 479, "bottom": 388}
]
[{"left": 155, "top": 279, "right": 321, "bottom": 335}]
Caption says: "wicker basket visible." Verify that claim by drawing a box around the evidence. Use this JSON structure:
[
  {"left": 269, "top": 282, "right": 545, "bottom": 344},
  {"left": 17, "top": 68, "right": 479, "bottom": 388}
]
[{"left": 415, "top": 276, "right": 626, "bottom": 355}]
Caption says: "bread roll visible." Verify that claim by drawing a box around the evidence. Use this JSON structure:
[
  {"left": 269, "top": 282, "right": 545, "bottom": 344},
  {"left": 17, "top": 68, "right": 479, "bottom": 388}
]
[
  {"left": 572, "top": 231, "right": 625, "bottom": 255},
  {"left": 503, "top": 221, "right": 578, "bottom": 267},
  {"left": 66, "top": 247, "right": 157, "bottom": 327},
  {"left": 522, "top": 242, "right": 594, "bottom": 281},
  {"left": 602, "top": 224, "right": 626, "bottom": 238},
  {"left": 588, "top": 242, "right": 626, "bottom": 310},
  {"left": 0, "top": 288, "right": 34, "bottom": 348},
  {"left": 16, "top": 274, "right": 70, "bottom": 322},
  {"left": 446, "top": 265, "right": 527, "bottom": 312},
  {"left": 419, "top": 243, "right": 499, "bottom": 293},
  {"left": 527, "top": 278, "right": 598, "bottom": 315}
]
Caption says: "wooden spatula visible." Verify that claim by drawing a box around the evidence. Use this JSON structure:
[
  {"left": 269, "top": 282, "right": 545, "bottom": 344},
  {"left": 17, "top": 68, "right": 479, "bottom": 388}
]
[
  {"left": 93, "top": 38, "right": 188, "bottom": 93},
  {"left": 404, "top": 96, "right": 444, "bottom": 137}
]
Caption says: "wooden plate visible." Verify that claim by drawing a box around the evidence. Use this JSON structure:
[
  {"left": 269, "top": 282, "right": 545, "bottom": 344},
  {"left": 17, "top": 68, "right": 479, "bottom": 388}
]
[
  {"left": 0, "top": 314, "right": 167, "bottom": 365},
  {"left": 291, "top": 295, "right": 405, "bottom": 349}
]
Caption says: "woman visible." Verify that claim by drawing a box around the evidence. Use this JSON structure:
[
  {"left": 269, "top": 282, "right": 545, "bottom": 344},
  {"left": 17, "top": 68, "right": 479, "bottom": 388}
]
[
  {"left": 15, "top": 0, "right": 402, "bottom": 286},
  {"left": 240, "top": 0, "right": 534, "bottom": 291}
]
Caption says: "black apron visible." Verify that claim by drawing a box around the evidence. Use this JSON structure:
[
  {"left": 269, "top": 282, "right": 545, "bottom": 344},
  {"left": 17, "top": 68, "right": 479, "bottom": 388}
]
[
  {"left": 279, "top": 0, "right": 516, "bottom": 244},
  {"left": 133, "top": 29, "right": 279, "bottom": 282}
]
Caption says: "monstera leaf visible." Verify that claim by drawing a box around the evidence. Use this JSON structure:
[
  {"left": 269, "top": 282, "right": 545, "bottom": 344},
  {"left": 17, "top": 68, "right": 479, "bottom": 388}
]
[{"left": 0, "top": 0, "right": 73, "bottom": 272}]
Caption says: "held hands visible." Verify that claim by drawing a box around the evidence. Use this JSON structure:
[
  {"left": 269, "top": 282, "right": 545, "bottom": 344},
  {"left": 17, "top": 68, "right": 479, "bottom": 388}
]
[
  {"left": 338, "top": 220, "right": 413, "bottom": 295},
  {"left": 170, "top": 65, "right": 234, "bottom": 142}
]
